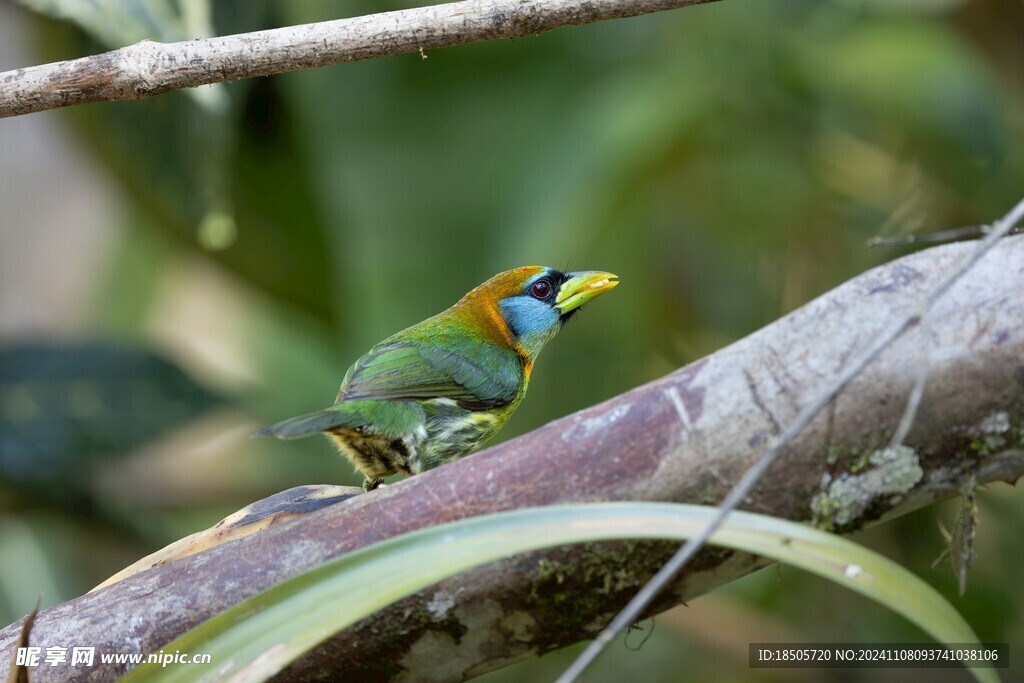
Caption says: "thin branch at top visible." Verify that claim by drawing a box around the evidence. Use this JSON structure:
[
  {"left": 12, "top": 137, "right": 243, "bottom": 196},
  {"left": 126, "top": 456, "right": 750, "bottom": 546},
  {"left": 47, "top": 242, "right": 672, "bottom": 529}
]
[{"left": 0, "top": 0, "right": 718, "bottom": 119}]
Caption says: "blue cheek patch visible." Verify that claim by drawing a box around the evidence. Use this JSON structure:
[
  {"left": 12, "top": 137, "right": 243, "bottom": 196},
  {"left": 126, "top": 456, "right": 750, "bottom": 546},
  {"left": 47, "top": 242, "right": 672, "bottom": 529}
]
[{"left": 499, "top": 296, "right": 560, "bottom": 341}]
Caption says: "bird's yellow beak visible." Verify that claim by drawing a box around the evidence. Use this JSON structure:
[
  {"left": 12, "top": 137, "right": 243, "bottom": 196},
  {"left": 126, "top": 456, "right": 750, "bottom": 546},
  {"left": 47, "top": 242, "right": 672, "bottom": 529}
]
[{"left": 555, "top": 271, "right": 619, "bottom": 314}]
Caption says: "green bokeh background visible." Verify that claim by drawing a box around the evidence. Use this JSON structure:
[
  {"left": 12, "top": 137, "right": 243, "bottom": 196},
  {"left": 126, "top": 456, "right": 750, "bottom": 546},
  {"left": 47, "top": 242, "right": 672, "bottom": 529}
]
[{"left": 1, "top": 0, "right": 1022, "bottom": 680}]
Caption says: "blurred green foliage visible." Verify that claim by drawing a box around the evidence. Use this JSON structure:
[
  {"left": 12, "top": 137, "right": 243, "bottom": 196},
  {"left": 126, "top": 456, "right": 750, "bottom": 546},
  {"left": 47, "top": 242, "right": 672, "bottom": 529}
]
[
  {"left": 1, "top": 0, "right": 1022, "bottom": 679},
  {"left": 0, "top": 343, "right": 219, "bottom": 508}
]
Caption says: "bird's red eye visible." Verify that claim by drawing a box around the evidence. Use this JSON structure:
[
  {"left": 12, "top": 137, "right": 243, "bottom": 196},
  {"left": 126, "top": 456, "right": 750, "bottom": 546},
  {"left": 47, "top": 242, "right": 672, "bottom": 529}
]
[{"left": 531, "top": 280, "right": 551, "bottom": 299}]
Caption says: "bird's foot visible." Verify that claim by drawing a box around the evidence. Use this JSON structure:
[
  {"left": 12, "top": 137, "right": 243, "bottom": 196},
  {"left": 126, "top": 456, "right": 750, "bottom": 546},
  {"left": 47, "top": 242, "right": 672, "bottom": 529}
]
[{"left": 362, "top": 478, "right": 386, "bottom": 492}]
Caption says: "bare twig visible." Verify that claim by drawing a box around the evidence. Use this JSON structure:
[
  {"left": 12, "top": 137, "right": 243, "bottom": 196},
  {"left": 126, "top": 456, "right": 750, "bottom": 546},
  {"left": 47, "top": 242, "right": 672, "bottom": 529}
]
[
  {"left": 868, "top": 223, "right": 1023, "bottom": 247},
  {"left": 0, "top": 0, "right": 718, "bottom": 118},
  {"left": 557, "top": 197, "right": 1024, "bottom": 683},
  {"left": 889, "top": 340, "right": 930, "bottom": 448}
]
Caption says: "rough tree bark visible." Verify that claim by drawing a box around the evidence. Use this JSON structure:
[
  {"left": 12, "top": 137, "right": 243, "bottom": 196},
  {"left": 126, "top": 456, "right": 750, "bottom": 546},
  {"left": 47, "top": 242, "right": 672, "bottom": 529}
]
[
  {"left": 0, "top": 0, "right": 718, "bottom": 118},
  {"left": 1, "top": 236, "right": 1022, "bottom": 682}
]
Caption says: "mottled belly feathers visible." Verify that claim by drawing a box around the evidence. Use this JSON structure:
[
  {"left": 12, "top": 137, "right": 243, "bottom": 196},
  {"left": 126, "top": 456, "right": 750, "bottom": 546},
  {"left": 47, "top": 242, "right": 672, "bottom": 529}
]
[{"left": 327, "top": 396, "right": 516, "bottom": 483}]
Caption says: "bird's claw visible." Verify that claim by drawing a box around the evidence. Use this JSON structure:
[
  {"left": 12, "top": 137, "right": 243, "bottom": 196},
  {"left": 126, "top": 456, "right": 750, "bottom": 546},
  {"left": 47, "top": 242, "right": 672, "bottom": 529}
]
[{"left": 362, "top": 478, "right": 386, "bottom": 492}]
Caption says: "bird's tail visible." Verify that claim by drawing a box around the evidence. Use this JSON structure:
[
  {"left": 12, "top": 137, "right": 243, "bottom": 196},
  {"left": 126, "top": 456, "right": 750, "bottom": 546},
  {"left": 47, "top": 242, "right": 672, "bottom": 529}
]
[{"left": 252, "top": 408, "right": 356, "bottom": 440}]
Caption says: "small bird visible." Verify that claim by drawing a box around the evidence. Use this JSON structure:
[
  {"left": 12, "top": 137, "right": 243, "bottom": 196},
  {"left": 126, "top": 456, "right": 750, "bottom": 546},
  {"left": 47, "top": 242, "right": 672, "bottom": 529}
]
[{"left": 256, "top": 266, "right": 618, "bottom": 491}]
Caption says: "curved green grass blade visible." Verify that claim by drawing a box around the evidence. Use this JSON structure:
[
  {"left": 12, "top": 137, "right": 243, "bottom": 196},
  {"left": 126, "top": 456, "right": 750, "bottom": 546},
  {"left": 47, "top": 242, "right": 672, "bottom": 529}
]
[{"left": 122, "top": 503, "right": 994, "bottom": 683}]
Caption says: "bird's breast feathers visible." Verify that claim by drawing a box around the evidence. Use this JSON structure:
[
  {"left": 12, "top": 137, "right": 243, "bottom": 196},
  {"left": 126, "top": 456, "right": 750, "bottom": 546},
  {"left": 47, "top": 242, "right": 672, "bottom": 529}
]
[
  {"left": 411, "top": 398, "right": 513, "bottom": 471},
  {"left": 329, "top": 396, "right": 515, "bottom": 477}
]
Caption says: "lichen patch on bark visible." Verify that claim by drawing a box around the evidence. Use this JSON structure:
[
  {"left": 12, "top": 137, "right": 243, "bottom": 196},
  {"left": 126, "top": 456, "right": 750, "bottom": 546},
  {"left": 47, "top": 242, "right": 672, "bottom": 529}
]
[{"left": 811, "top": 445, "right": 924, "bottom": 531}]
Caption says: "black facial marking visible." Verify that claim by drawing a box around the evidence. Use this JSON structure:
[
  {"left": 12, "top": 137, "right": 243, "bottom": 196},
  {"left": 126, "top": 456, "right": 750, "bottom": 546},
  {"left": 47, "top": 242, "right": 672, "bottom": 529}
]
[
  {"left": 552, "top": 269, "right": 571, "bottom": 287},
  {"left": 545, "top": 269, "right": 583, "bottom": 322},
  {"left": 525, "top": 268, "right": 570, "bottom": 303}
]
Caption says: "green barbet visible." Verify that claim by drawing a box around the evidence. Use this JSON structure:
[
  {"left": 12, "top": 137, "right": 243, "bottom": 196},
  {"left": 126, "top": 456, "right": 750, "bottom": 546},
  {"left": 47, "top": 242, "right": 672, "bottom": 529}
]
[{"left": 257, "top": 266, "right": 618, "bottom": 490}]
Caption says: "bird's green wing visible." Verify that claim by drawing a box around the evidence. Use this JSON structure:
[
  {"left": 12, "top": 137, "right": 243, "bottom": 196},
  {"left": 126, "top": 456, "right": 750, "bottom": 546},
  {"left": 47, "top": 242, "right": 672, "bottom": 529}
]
[
  {"left": 253, "top": 400, "right": 424, "bottom": 440},
  {"left": 339, "top": 338, "right": 522, "bottom": 409}
]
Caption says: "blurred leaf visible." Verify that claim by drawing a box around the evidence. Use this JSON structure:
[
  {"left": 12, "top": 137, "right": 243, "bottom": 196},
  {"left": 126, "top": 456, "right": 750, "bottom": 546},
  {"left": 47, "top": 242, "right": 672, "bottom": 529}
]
[
  {"left": 16, "top": 0, "right": 197, "bottom": 46},
  {"left": 0, "top": 342, "right": 220, "bottom": 506},
  {"left": 123, "top": 503, "right": 992, "bottom": 683},
  {"left": 25, "top": 11, "right": 337, "bottom": 325},
  {"left": 0, "top": 519, "right": 64, "bottom": 628},
  {"left": 226, "top": 75, "right": 337, "bottom": 326},
  {"left": 15, "top": 0, "right": 225, "bottom": 111},
  {"left": 799, "top": 19, "right": 1014, "bottom": 208},
  {"left": 92, "top": 217, "right": 171, "bottom": 338}
]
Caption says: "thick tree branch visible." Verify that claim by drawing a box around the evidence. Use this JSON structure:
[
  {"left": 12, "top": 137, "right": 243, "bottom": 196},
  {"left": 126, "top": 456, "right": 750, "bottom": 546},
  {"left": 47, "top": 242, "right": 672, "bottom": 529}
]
[
  {"left": 557, "top": 196, "right": 1024, "bottom": 682},
  {"left": 1, "top": 236, "right": 1023, "bottom": 682},
  {"left": 0, "top": 0, "right": 717, "bottom": 119}
]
